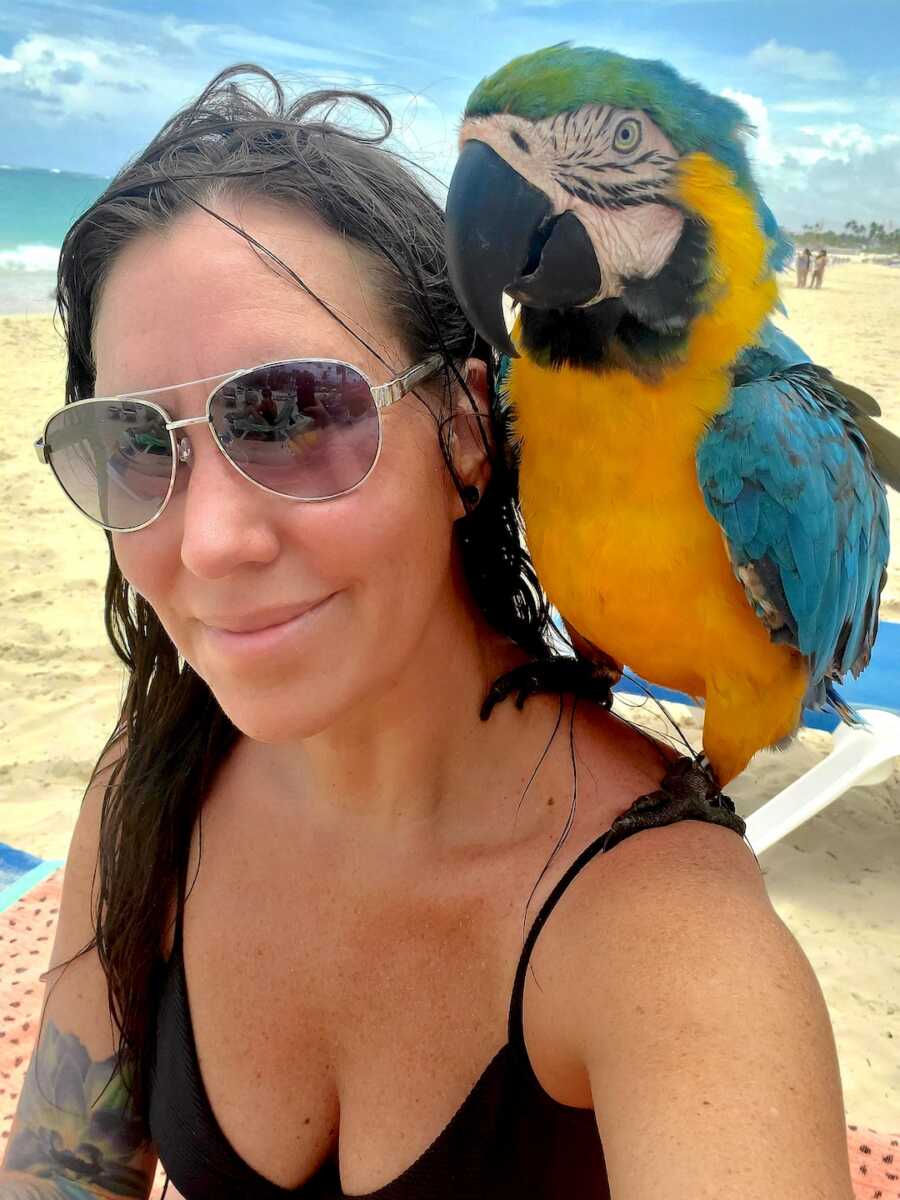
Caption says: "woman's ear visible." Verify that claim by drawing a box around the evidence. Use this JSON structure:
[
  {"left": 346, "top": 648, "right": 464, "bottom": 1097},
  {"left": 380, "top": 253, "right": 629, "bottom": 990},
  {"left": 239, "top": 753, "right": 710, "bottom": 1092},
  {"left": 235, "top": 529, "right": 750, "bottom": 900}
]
[
  {"left": 462, "top": 357, "right": 490, "bottom": 411},
  {"left": 449, "top": 357, "right": 493, "bottom": 515}
]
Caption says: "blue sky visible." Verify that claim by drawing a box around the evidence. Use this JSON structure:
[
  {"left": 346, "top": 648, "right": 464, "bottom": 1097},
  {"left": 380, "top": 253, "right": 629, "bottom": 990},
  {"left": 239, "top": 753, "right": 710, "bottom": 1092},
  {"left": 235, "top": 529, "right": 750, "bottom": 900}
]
[{"left": 1, "top": 0, "right": 898, "bottom": 229}]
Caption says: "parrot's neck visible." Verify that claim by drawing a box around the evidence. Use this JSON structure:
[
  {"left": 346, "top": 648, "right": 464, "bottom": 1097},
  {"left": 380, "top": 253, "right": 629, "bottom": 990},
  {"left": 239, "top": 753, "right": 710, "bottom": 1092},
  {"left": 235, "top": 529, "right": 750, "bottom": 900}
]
[
  {"left": 670, "top": 151, "right": 779, "bottom": 390},
  {"left": 513, "top": 347, "right": 729, "bottom": 499}
]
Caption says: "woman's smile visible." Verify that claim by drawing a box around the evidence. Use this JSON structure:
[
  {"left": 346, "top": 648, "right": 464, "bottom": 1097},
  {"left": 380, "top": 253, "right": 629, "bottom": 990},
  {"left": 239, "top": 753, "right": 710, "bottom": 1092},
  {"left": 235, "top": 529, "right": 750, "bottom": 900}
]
[{"left": 200, "top": 592, "right": 338, "bottom": 659}]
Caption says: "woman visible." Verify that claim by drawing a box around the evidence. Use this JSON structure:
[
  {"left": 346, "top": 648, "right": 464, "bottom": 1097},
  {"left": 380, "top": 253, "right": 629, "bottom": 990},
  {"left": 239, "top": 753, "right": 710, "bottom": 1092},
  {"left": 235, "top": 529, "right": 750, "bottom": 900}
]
[
  {"left": 796, "top": 247, "right": 812, "bottom": 288},
  {"left": 811, "top": 249, "right": 829, "bottom": 289},
  {"left": 1, "top": 65, "right": 854, "bottom": 1199}
]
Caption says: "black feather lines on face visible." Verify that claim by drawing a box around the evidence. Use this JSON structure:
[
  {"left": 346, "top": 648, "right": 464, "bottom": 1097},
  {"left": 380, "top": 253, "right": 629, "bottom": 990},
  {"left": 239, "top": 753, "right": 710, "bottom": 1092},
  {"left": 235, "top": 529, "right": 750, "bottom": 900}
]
[
  {"left": 545, "top": 106, "right": 677, "bottom": 209},
  {"left": 520, "top": 216, "right": 710, "bottom": 373}
]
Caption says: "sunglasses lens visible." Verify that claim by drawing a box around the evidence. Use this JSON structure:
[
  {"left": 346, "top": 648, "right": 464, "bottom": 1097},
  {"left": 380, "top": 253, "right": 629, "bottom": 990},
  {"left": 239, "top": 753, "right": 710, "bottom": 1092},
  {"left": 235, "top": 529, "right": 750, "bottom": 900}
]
[
  {"left": 44, "top": 401, "right": 173, "bottom": 531},
  {"left": 209, "top": 360, "right": 379, "bottom": 499}
]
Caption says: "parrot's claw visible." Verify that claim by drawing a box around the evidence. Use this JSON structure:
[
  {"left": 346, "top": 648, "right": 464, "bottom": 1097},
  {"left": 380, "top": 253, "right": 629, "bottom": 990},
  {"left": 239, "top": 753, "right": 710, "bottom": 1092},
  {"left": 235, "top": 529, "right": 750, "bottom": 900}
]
[
  {"left": 480, "top": 656, "right": 616, "bottom": 721},
  {"left": 599, "top": 756, "right": 747, "bottom": 853}
]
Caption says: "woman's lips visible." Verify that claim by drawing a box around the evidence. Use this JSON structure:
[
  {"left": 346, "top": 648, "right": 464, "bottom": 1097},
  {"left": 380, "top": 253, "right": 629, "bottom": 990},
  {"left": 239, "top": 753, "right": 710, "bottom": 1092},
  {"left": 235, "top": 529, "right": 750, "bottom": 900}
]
[{"left": 202, "top": 594, "right": 335, "bottom": 657}]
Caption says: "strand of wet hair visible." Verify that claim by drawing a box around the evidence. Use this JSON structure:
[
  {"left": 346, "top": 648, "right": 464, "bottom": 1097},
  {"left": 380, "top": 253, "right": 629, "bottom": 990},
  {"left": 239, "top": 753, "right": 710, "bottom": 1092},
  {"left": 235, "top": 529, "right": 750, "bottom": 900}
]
[
  {"left": 520, "top": 694, "right": 582, "bottom": 998},
  {"left": 160, "top": 171, "right": 397, "bottom": 373}
]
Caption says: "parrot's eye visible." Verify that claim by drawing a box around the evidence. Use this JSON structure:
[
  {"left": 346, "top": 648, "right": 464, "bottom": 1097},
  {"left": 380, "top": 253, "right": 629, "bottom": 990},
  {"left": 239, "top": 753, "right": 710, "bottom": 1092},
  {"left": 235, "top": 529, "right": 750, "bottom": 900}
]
[{"left": 612, "top": 118, "right": 642, "bottom": 153}]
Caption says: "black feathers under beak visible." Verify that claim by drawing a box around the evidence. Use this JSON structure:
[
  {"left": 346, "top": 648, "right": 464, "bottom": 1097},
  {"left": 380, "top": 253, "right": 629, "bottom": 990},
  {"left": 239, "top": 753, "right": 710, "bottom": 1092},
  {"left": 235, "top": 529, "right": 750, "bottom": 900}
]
[{"left": 445, "top": 140, "right": 602, "bottom": 358}]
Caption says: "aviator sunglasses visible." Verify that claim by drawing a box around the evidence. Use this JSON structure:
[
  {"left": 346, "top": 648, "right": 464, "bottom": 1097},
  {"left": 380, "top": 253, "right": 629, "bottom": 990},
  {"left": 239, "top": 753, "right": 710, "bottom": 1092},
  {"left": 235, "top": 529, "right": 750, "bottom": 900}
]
[{"left": 34, "top": 353, "right": 443, "bottom": 532}]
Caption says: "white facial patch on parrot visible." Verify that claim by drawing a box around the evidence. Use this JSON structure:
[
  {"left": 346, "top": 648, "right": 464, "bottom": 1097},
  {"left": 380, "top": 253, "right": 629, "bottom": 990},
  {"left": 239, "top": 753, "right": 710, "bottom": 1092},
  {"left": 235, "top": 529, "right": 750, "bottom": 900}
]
[{"left": 460, "top": 107, "right": 686, "bottom": 302}]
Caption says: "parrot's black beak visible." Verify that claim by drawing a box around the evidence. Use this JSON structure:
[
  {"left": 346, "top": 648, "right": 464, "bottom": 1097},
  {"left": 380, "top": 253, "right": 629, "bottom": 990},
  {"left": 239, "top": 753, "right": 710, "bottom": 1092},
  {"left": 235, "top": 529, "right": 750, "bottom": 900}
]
[{"left": 445, "top": 140, "right": 602, "bottom": 358}]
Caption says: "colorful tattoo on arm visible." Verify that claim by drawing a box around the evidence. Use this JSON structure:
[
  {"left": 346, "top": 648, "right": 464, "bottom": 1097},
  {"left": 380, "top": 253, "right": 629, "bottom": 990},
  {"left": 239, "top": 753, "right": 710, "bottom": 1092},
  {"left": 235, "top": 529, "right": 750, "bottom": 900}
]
[
  {"left": 2, "top": 1020, "right": 149, "bottom": 1198},
  {"left": 0, "top": 1172, "right": 120, "bottom": 1198}
]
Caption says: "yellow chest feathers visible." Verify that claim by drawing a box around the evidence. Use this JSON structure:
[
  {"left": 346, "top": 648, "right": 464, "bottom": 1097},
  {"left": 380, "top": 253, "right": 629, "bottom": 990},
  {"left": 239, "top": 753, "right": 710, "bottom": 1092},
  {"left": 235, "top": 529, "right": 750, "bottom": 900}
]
[{"left": 511, "top": 357, "right": 735, "bottom": 611}]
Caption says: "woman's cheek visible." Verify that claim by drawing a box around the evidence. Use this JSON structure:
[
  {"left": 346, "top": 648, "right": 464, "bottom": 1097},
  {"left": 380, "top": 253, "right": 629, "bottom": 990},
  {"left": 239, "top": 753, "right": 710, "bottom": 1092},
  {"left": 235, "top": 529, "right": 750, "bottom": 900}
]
[{"left": 111, "top": 531, "right": 164, "bottom": 606}]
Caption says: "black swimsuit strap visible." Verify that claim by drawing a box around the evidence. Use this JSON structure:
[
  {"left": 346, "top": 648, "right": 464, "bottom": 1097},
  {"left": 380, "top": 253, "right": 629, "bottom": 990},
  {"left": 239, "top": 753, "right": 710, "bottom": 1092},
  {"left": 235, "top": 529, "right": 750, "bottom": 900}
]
[
  {"left": 507, "top": 781, "right": 748, "bottom": 1056},
  {"left": 507, "top": 825, "right": 613, "bottom": 1055}
]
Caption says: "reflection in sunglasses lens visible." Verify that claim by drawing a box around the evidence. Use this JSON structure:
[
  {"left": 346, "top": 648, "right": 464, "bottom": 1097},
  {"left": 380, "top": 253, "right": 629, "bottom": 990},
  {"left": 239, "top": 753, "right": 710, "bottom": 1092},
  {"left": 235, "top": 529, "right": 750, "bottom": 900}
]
[
  {"left": 46, "top": 401, "right": 173, "bottom": 529},
  {"left": 209, "top": 360, "right": 378, "bottom": 499}
]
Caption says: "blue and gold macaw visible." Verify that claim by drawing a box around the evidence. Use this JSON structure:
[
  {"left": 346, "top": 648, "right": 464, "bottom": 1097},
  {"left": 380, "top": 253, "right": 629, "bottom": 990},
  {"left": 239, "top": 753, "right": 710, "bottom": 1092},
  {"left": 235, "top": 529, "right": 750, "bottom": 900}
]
[{"left": 444, "top": 44, "right": 899, "bottom": 789}]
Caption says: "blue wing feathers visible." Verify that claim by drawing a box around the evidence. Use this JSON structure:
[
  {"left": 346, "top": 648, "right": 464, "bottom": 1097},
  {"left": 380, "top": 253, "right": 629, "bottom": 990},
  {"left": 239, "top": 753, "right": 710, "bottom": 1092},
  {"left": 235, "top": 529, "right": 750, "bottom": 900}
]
[
  {"left": 697, "top": 359, "right": 890, "bottom": 710},
  {"left": 734, "top": 485, "right": 759, "bottom": 543}
]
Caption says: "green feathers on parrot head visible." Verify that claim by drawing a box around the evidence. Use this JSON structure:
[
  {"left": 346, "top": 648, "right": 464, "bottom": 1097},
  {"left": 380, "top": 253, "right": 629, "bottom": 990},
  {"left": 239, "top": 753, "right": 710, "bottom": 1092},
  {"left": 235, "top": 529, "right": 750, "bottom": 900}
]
[
  {"left": 466, "top": 43, "right": 750, "bottom": 175},
  {"left": 445, "top": 43, "right": 792, "bottom": 374}
]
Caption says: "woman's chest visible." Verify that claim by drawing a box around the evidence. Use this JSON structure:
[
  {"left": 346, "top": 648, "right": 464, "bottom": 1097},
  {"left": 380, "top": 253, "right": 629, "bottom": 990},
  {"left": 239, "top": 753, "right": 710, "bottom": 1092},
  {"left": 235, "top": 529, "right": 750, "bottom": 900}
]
[{"left": 157, "top": 806, "right": 576, "bottom": 1194}]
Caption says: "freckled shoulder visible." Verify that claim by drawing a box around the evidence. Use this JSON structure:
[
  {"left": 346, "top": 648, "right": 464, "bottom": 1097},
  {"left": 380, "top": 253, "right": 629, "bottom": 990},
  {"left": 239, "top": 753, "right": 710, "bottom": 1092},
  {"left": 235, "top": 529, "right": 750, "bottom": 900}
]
[
  {"left": 518, "top": 702, "right": 763, "bottom": 1110},
  {"left": 568, "top": 698, "right": 680, "bottom": 815},
  {"left": 537, "top": 821, "right": 849, "bottom": 1200}
]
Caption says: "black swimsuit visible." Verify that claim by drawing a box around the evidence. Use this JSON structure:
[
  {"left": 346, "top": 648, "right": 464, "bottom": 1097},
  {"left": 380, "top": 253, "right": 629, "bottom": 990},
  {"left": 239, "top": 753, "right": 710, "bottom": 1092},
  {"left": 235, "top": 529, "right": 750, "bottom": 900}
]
[{"left": 149, "top": 797, "right": 744, "bottom": 1199}]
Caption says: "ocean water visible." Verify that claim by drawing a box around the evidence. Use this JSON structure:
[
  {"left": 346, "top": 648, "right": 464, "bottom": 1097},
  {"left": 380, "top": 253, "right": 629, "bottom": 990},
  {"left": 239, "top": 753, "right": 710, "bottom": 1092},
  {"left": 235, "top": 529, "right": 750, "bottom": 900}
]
[{"left": 0, "top": 165, "right": 108, "bottom": 314}]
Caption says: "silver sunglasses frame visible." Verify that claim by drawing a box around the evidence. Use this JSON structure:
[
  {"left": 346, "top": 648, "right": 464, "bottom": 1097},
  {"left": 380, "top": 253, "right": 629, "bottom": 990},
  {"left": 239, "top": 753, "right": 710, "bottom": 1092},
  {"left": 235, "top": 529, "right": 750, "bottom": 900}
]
[{"left": 34, "top": 353, "right": 444, "bottom": 533}]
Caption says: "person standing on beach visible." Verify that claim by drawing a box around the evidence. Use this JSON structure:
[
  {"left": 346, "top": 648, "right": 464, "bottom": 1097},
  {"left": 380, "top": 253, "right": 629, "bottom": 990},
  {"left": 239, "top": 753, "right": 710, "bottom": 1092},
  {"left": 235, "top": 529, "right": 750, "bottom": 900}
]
[
  {"left": 796, "top": 247, "right": 811, "bottom": 287},
  {"left": 1, "top": 64, "right": 856, "bottom": 1200},
  {"left": 811, "top": 249, "right": 828, "bottom": 288}
]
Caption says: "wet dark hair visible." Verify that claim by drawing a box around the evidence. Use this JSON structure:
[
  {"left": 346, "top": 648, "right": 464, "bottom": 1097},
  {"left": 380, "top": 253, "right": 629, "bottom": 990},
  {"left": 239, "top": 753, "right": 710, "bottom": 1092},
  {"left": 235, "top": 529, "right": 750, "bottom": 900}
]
[{"left": 49, "top": 64, "right": 574, "bottom": 1133}]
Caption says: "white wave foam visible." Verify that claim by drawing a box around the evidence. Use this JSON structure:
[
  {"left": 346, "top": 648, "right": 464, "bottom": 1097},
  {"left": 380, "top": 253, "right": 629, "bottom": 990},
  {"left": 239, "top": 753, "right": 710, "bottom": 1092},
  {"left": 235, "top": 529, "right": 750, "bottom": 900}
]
[{"left": 0, "top": 244, "right": 61, "bottom": 272}]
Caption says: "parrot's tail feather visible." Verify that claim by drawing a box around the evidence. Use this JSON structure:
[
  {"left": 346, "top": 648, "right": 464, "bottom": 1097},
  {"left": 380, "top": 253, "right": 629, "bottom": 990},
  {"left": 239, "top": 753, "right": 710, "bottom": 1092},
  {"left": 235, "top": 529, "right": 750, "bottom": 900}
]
[
  {"left": 853, "top": 411, "right": 900, "bottom": 492},
  {"left": 825, "top": 681, "right": 866, "bottom": 728},
  {"left": 769, "top": 730, "right": 800, "bottom": 752},
  {"left": 614, "top": 671, "right": 699, "bottom": 761}
]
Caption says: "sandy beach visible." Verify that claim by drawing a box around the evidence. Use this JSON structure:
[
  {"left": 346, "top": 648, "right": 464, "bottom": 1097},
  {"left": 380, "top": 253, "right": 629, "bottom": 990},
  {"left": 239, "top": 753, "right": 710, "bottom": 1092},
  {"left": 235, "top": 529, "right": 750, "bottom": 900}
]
[{"left": 1, "top": 259, "right": 898, "bottom": 1128}]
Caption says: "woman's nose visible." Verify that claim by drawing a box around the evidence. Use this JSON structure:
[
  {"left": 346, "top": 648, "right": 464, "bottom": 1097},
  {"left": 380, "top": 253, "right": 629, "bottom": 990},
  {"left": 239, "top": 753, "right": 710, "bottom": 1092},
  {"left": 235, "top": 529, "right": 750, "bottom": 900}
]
[{"left": 173, "top": 426, "right": 282, "bottom": 578}]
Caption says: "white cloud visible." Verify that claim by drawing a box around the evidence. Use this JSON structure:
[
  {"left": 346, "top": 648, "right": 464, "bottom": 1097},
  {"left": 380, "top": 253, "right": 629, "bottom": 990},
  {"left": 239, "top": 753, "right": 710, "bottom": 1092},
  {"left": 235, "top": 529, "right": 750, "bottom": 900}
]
[
  {"left": 711, "top": 88, "right": 899, "bottom": 228},
  {"left": 771, "top": 139, "right": 900, "bottom": 228},
  {"left": 748, "top": 39, "right": 845, "bottom": 83},
  {"left": 795, "top": 122, "right": 900, "bottom": 160},
  {"left": 169, "top": 13, "right": 394, "bottom": 67},
  {"left": 800, "top": 122, "right": 875, "bottom": 156},
  {"left": 0, "top": 19, "right": 393, "bottom": 132},
  {"left": 773, "top": 99, "right": 855, "bottom": 115},
  {"left": 778, "top": 146, "right": 832, "bottom": 168},
  {"left": 159, "top": 16, "right": 213, "bottom": 52},
  {"left": 720, "top": 88, "right": 782, "bottom": 168},
  {"left": 0, "top": 32, "right": 190, "bottom": 124}
]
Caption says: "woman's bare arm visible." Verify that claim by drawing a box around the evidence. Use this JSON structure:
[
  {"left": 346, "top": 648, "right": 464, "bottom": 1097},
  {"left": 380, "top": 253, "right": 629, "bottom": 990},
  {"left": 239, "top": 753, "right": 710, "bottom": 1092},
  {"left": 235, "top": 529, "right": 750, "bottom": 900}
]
[
  {"left": 1, "top": 1020, "right": 149, "bottom": 1198},
  {"left": 545, "top": 819, "right": 855, "bottom": 1199},
  {"left": 0, "top": 745, "right": 158, "bottom": 1199}
]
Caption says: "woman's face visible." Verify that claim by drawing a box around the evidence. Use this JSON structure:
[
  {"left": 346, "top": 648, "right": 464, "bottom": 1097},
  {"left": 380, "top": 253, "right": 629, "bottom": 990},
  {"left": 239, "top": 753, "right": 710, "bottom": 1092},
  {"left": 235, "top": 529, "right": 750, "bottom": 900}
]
[{"left": 94, "top": 196, "right": 472, "bottom": 742}]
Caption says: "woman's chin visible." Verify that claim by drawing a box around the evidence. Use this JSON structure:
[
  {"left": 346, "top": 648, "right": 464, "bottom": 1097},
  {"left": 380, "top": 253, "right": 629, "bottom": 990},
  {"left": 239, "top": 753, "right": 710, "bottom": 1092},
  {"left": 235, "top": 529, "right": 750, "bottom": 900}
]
[
  {"left": 219, "top": 699, "right": 347, "bottom": 744},
  {"left": 180, "top": 651, "right": 350, "bottom": 741}
]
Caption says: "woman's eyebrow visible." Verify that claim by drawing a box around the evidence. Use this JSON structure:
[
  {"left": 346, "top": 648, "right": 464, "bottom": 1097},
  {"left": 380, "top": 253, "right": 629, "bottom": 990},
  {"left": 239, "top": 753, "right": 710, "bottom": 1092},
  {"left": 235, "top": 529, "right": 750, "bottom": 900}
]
[
  {"left": 101, "top": 365, "right": 239, "bottom": 397},
  {"left": 94, "top": 379, "right": 209, "bottom": 423}
]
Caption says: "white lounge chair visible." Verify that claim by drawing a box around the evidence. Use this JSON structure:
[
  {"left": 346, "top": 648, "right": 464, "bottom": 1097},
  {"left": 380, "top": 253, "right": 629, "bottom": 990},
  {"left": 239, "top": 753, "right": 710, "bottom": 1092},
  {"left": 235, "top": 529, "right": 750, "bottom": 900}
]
[{"left": 742, "top": 705, "right": 900, "bottom": 854}]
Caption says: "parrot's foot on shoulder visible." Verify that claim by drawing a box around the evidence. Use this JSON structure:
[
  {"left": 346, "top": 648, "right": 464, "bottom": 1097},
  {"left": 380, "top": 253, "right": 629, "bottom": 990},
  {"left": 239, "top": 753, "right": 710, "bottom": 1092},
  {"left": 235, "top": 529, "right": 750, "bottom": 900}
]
[
  {"left": 600, "top": 756, "right": 747, "bottom": 853},
  {"left": 480, "top": 655, "right": 616, "bottom": 721}
]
